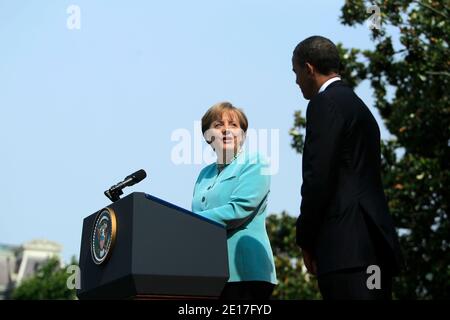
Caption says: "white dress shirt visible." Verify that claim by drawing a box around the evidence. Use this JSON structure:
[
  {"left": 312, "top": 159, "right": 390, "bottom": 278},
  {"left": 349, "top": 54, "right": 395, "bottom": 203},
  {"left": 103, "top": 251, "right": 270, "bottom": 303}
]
[{"left": 318, "top": 76, "right": 341, "bottom": 93}]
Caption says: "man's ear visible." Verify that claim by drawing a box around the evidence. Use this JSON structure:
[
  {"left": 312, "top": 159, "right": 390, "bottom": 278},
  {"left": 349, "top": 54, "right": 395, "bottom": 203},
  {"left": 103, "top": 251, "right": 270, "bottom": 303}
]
[{"left": 305, "top": 62, "right": 315, "bottom": 76}]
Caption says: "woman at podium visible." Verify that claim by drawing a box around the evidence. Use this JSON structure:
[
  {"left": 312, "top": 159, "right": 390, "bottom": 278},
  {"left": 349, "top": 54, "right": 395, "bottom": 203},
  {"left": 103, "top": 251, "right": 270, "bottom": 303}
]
[{"left": 192, "top": 102, "right": 277, "bottom": 299}]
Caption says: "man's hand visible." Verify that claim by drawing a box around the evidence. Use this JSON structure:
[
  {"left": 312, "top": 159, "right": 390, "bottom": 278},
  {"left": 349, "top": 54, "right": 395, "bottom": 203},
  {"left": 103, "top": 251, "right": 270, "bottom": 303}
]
[{"left": 302, "top": 249, "right": 317, "bottom": 275}]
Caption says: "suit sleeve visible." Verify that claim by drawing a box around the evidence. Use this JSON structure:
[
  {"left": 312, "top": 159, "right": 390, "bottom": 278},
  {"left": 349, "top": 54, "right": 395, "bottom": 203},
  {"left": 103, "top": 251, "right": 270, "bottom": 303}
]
[
  {"left": 296, "top": 95, "right": 345, "bottom": 251},
  {"left": 196, "top": 158, "right": 270, "bottom": 230}
]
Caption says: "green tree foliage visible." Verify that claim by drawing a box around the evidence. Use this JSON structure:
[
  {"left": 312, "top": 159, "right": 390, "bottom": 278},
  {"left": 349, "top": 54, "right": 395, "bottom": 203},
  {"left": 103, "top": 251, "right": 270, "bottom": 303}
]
[
  {"left": 12, "top": 257, "right": 78, "bottom": 300},
  {"left": 266, "top": 212, "right": 321, "bottom": 299},
  {"left": 290, "top": 0, "right": 449, "bottom": 299}
]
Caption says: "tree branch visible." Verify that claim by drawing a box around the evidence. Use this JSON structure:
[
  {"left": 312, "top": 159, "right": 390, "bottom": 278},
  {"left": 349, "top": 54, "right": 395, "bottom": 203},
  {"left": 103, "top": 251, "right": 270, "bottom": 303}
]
[
  {"left": 426, "top": 71, "right": 450, "bottom": 77},
  {"left": 413, "top": 0, "right": 449, "bottom": 19}
]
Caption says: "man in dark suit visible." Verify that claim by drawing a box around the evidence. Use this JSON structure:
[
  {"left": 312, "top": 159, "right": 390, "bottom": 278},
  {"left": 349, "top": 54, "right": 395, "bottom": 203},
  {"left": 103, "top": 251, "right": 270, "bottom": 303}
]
[{"left": 292, "top": 36, "right": 403, "bottom": 300}]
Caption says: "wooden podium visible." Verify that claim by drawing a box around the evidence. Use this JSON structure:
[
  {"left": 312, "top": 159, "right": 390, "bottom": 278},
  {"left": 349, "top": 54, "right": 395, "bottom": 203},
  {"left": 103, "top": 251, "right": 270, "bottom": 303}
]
[{"left": 77, "top": 192, "right": 229, "bottom": 299}]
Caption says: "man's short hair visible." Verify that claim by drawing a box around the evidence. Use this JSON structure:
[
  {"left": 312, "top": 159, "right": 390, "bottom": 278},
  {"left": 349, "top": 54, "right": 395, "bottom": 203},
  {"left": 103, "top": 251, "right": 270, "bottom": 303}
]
[{"left": 293, "top": 36, "right": 340, "bottom": 75}]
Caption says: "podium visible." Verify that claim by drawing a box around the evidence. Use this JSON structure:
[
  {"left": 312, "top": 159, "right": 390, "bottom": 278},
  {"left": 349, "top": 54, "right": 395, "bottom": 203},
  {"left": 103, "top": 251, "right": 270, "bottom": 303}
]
[{"left": 77, "top": 192, "right": 229, "bottom": 299}]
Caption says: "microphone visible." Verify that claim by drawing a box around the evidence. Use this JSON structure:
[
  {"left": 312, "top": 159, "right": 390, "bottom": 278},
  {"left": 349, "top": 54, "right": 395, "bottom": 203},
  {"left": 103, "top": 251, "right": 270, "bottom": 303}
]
[{"left": 104, "top": 169, "right": 147, "bottom": 202}]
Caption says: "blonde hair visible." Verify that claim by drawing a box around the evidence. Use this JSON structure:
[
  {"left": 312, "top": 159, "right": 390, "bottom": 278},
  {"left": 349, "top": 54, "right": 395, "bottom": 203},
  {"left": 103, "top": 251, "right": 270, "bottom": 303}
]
[{"left": 201, "top": 102, "right": 248, "bottom": 135}]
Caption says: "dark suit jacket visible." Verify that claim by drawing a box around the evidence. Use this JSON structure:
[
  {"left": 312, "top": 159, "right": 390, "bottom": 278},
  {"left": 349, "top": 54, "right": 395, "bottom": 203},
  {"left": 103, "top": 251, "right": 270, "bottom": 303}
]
[{"left": 296, "top": 80, "right": 402, "bottom": 276}]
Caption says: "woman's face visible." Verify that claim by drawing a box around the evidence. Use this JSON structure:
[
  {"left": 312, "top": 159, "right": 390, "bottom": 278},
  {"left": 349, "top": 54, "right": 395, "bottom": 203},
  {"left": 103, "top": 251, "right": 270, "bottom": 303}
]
[{"left": 207, "top": 111, "right": 245, "bottom": 157}]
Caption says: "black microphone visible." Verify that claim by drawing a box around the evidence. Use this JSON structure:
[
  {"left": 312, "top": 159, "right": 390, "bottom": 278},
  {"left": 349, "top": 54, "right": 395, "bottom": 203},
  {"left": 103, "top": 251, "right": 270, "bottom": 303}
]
[{"left": 104, "top": 169, "right": 147, "bottom": 202}]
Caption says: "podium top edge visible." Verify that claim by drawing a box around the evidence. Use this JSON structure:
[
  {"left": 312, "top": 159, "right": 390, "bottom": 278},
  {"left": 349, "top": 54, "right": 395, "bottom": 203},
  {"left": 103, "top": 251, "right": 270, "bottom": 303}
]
[{"left": 135, "top": 192, "right": 225, "bottom": 229}]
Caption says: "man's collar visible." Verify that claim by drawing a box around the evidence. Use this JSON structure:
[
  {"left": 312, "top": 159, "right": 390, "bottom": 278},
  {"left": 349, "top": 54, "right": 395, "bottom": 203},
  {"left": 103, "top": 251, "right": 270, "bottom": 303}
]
[{"left": 318, "top": 76, "right": 341, "bottom": 93}]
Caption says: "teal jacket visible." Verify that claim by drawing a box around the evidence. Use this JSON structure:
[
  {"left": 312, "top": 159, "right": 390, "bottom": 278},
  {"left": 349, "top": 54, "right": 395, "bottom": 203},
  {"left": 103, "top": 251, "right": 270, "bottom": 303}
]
[{"left": 192, "top": 151, "right": 277, "bottom": 284}]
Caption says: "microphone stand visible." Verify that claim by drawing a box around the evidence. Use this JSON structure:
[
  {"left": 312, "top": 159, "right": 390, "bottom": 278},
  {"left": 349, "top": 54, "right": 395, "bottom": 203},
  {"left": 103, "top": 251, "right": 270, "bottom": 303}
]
[{"left": 104, "top": 187, "right": 123, "bottom": 202}]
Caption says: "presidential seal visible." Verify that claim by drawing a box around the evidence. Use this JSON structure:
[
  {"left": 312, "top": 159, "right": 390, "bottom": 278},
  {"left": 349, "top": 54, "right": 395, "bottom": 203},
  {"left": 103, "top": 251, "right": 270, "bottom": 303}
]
[{"left": 91, "top": 207, "right": 117, "bottom": 265}]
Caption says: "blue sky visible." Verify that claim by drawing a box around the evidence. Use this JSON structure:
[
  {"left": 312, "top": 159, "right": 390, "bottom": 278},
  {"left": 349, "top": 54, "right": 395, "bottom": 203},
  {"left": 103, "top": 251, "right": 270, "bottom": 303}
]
[{"left": 0, "top": 0, "right": 393, "bottom": 263}]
